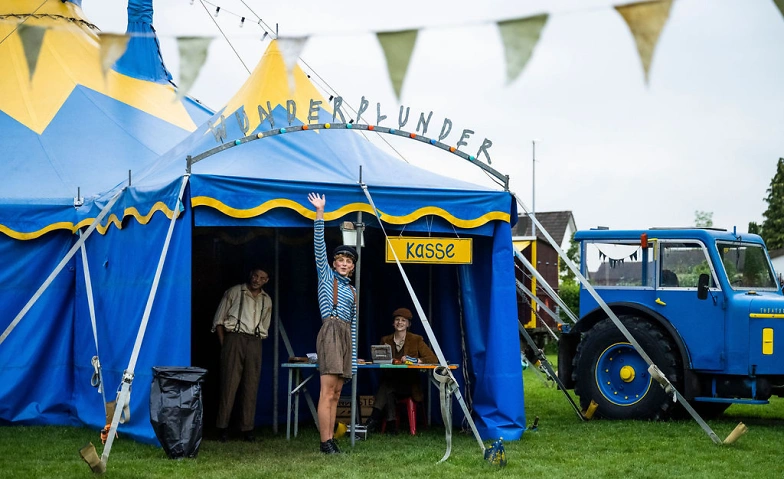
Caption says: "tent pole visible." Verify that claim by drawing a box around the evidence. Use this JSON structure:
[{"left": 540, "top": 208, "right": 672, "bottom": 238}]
[
  {"left": 272, "top": 229, "right": 280, "bottom": 434},
  {"left": 0, "top": 189, "right": 124, "bottom": 347},
  {"left": 101, "top": 175, "right": 191, "bottom": 468},
  {"left": 427, "top": 265, "right": 433, "bottom": 426},
  {"left": 349, "top": 211, "right": 363, "bottom": 448}
]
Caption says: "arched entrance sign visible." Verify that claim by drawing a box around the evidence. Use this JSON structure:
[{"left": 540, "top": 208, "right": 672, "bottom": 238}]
[{"left": 186, "top": 121, "right": 510, "bottom": 190}]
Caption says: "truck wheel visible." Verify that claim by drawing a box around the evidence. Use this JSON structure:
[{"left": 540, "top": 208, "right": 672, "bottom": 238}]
[{"left": 573, "top": 317, "right": 681, "bottom": 420}]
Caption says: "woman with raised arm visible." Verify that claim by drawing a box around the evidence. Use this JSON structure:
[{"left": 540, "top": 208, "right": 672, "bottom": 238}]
[{"left": 307, "top": 192, "right": 358, "bottom": 454}]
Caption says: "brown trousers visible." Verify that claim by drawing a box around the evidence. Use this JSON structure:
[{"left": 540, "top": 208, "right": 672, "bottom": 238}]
[{"left": 216, "top": 332, "right": 262, "bottom": 431}]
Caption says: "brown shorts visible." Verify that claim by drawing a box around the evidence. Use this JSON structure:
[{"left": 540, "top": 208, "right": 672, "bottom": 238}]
[{"left": 316, "top": 317, "right": 352, "bottom": 379}]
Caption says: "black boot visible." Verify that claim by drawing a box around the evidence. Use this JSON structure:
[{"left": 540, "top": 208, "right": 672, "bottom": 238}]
[
  {"left": 364, "top": 408, "right": 383, "bottom": 432},
  {"left": 328, "top": 438, "right": 341, "bottom": 453},
  {"left": 320, "top": 440, "right": 339, "bottom": 454},
  {"left": 386, "top": 417, "right": 399, "bottom": 435}
]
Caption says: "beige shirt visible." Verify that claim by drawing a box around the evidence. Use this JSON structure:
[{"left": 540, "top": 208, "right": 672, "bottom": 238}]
[{"left": 211, "top": 283, "right": 272, "bottom": 338}]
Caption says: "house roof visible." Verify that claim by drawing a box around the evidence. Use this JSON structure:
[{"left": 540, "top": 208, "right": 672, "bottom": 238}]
[
  {"left": 769, "top": 247, "right": 784, "bottom": 259},
  {"left": 512, "top": 211, "right": 575, "bottom": 244}
]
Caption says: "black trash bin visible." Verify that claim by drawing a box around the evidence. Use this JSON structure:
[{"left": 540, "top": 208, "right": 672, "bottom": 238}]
[{"left": 150, "top": 366, "right": 208, "bottom": 459}]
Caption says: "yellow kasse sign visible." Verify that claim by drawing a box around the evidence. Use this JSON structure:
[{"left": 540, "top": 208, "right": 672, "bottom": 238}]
[{"left": 386, "top": 237, "right": 472, "bottom": 264}]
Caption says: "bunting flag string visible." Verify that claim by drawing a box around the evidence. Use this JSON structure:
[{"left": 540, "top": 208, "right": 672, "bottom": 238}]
[
  {"left": 175, "top": 36, "right": 214, "bottom": 101},
  {"left": 183, "top": 0, "right": 680, "bottom": 98},
  {"left": 498, "top": 14, "right": 549, "bottom": 84},
  {"left": 277, "top": 37, "right": 308, "bottom": 93},
  {"left": 377, "top": 30, "right": 418, "bottom": 100},
  {"left": 615, "top": 0, "right": 673, "bottom": 83},
  {"left": 5, "top": 0, "right": 716, "bottom": 100},
  {"left": 97, "top": 34, "right": 131, "bottom": 80},
  {"left": 17, "top": 24, "right": 46, "bottom": 81},
  {"left": 597, "top": 248, "right": 640, "bottom": 268}
]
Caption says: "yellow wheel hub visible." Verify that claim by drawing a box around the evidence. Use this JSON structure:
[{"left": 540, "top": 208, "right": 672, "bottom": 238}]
[{"left": 619, "top": 365, "right": 635, "bottom": 383}]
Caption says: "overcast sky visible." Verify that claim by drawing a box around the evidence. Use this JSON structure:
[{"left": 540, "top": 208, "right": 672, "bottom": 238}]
[{"left": 84, "top": 0, "right": 784, "bottom": 234}]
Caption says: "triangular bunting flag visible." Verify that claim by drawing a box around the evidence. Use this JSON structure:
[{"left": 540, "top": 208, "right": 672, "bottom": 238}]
[
  {"left": 377, "top": 29, "right": 418, "bottom": 100},
  {"left": 98, "top": 33, "right": 130, "bottom": 79},
  {"left": 615, "top": 0, "right": 673, "bottom": 83},
  {"left": 17, "top": 24, "right": 46, "bottom": 81},
  {"left": 498, "top": 14, "right": 548, "bottom": 84},
  {"left": 176, "top": 37, "right": 213, "bottom": 101},
  {"left": 775, "top": 0, "right": 784, "bottom": 19},
  {"left": 277, "top": 37, "right": 308, "bottom": 93}
]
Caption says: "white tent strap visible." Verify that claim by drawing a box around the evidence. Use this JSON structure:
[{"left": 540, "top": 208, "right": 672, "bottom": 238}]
[
  {"left": 433, "top": 366, "right": 454, "bottom": 463},
  {"left": 101, "top": 175, "right": 190, "bottom": 468},
  {"left": 0, "top": 188, "right": 125, "bottom": 347},
  {"left": 81, "top": 233, "right": 107, "bottom": 407},
  {"left": 360, "top": 184, "right": 485, "bottom": 454},
  {"left": 512, "top": 193, "right": 721, "bottom": 444}
]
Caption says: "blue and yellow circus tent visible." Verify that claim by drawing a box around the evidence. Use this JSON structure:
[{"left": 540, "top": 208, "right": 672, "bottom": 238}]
[
  {"left": 0, "top": 0, "right": 210, "bottom": 428},
  {"left": 73, "top": 39, "right": 525, "bottom": 443}
]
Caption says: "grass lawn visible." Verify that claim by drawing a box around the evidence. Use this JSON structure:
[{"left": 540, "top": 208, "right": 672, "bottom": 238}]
[{"left": 2, "top": 365, "right": 784, "bottom": 478}]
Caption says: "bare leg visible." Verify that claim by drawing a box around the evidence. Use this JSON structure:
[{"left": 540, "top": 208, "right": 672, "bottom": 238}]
[{"left": 318, "top": 374, "right": 344, "bottom": 442}]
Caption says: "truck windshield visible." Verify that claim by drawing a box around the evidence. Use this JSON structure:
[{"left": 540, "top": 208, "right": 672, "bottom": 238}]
[{"left": 716, "top": 241, "right": 778, "bottom": 290}]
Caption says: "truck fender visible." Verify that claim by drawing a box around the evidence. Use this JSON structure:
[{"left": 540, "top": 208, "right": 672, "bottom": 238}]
[{"left": 571, "top": 302, "right": 693, "bottom": 372}]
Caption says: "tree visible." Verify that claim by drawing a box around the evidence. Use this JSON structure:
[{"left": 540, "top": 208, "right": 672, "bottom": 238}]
[
  {"left": 558, "top": 233, "right": 580, "bottom": 281},
  {"left": 748, "top": 221, "right": 761, "bottom": 235},
  {"left": 761, "top": 158, "right": 784, "bottom": 250},
  {"left": 694, "top": 210, "right": 713, "bottom": 228},
  {"left": 558, "top": 233, "right": 580, "bottom": 320}
]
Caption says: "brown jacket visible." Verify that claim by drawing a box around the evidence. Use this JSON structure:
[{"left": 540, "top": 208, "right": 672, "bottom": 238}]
[{"left": 379, "top": 332, "right": 438, "bottom": 402}]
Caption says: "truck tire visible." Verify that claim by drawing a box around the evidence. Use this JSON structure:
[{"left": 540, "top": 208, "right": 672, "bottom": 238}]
[{"left": 573, "top": 317, "right": 681, "bottom": 420}]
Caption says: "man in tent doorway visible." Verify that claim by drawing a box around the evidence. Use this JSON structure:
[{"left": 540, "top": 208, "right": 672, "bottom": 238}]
[
  {"left": 308, "top": 192, "right": 358, "bottom": 454},
  {"left": 212, "top": 267, "right": 272, "bottom": 442}
]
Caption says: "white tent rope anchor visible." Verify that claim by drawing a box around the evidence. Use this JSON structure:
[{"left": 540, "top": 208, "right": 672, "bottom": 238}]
[
  {"left": 100, "top": 175, "right": 190, "bottom": 469},
  {"left": 0, "top": 188, "right": 125, "bottom": 347},
  {"left": 359, "top": 184, "right": 485, "bottom": 462},
  {"left": 511, "top": 192, "right": 723, "bottom": 445}
]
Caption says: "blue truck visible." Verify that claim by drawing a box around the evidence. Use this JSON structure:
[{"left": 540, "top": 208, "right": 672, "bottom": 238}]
[{"left": 557, "top": 227, "right": 783, "bottom": 420}]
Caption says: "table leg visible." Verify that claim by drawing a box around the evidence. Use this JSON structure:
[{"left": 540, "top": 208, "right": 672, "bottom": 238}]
[
  {"left": 427, "top": 376, "right": 432, "bottom": 426},
  {"left": 286, "top": 368, "right": 293, "bottom": 440},
  {"left": 294, "top": 369, "right": 301, "bottom": 438}
]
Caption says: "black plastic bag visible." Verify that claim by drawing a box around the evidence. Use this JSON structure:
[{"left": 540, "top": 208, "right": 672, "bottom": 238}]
[{"left": 150, "top": 366, "right": 208, "bottom": 459}]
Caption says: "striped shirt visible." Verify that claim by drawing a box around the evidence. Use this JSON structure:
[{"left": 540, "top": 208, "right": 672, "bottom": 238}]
[{"left": 314, "top": 219, "right": 357, "bottom": 374}]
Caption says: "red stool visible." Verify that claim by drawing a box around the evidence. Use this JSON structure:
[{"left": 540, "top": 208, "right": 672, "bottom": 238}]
[{"left": 381, "top": 397, "right": 419, "bottom": 435}]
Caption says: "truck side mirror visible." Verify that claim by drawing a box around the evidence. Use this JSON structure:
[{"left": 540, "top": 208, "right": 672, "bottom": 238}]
[{"left": 697, "top": 273, "right": 710, "bottom": 300}]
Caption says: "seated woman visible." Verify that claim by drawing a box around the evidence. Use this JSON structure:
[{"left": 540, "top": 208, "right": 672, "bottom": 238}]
[{"left": 364, "top": 308, "right": 437, "bottom": 433}]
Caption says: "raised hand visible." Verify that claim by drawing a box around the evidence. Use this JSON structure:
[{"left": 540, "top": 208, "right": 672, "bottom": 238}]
[{"left": 308, "top": 192, "right": 326, "bottom": 210}]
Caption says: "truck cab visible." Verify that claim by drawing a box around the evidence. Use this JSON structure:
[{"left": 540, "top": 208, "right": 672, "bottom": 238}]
[{"left": 558, "top": 227, "right": 784, "bottom": 419}]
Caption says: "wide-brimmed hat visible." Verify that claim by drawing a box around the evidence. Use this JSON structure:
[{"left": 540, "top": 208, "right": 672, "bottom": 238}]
[{"left": 392, "top": 307, "right": 413, "bottom": 321}]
